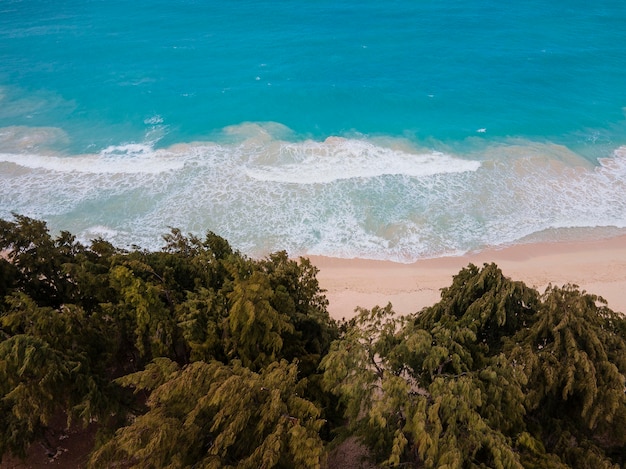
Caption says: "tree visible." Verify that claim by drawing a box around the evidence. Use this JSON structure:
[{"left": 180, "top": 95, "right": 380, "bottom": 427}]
[
  {"left": 0, "top": 334, "right": 74, "bottom": 459},
  {"left": 322, "top": 264, "right": 626, "bottom": 468},
  {"left": 106, "top": 263, "right": 181, "bottom": 361},
  {"left": 0, "top": 214, "right": 85, "bottom": 307},
  {"left": 89, "top": 358, "right": 326, "bottom": 469},
  {"left": 226, "top": 270, "right": 294, "bottom": 369},
  {"left": 176, "top": 285, "right": 228, "bottom": 363},
  {"left": 321, "top": 303, "right": 527, "bottom": 467},
  {"left": 0, "top": 291, "right": 119, "bottom": 461},
  {"left": 0, "top": 216, "right": 340, "bottom": 464},
  {"left": 511, "top": 285, "right": 626, "bottom": 467},
  {"left": 260, "top": 252, "right": 336, "bottom": 374},
  {"left": 6, "top": 214, "right": 623, "bottom": 467}
]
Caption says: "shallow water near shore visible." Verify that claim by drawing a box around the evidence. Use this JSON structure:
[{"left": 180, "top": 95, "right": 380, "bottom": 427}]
[{"left": 1, "top": 1, "right": 626, "bottom": 261}]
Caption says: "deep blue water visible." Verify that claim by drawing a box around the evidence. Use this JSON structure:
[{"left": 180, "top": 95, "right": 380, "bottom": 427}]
[{"left": 1, "top": 0, "right": 626, "bottom": 261}]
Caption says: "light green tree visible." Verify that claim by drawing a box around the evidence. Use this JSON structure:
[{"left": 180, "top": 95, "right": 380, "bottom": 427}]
[
  {"left": 89, "top": 358, "right": 326, "bottom": 468},
  {"left": 226, "top": 270, "right": 294, "bottom": 369},
  {"left": 322, "top": 264, "right": 626, "bottom": 468}
]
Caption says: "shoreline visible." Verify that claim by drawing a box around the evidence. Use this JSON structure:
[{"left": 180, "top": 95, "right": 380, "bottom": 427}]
[{"left": 310, "top": 234, "right": 626, "bottom": 321}]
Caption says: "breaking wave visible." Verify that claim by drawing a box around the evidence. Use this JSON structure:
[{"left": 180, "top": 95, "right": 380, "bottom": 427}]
[{"left": 0, "top": 123, "right": 625, "bottom": 262}]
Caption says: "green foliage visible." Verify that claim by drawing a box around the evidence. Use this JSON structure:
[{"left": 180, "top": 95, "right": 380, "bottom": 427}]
[
  {"left": 322, "top": 263, "right": 626, "bottom": 468},
  {"left": 511, "top": 285, "right": 626, "bottom": 467},
  {"left": 89, "top": 359, "right": 326, "bottom": 469},
  {"left": 176, "top": 286, "right": 227, "bottom": 363},
  {"left": 0, "top": 215, "right": 338, "bottom": 465},
  {"left": 108, "top": 263, "right": 179, "bottom": 359},
  {"left": 2, "top": 215, "right": 625, "bottom": 468},
  {"left": 260, "top": 252, "right": 336, "bottom": 372},
  {"left": 227, "top": 270, "right": 294, "bottom": 369},
  {"left": 0, "top": 335, "right": 72, "bottom": 458},
  {"left": 0, "top": 289, "right": 118, "bottom": 459},
  {"left": 0, "top": 214, "right": 84, "bottom": 307}
]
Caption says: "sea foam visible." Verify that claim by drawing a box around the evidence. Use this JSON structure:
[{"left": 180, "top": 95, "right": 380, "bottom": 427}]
[
  {"left": 0, "top": 142, "right": 185, "bottom": 174},
  {"left": 245, "top": 138, "right": 480, "bottom": 183},
  {"left": 1, "top": 123, "right": 626, "bottom": 262}
]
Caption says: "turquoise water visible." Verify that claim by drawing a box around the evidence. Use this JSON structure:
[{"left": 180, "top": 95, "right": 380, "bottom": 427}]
[{"left": 1, "top": 0, "right": 626, "bottom": 261}]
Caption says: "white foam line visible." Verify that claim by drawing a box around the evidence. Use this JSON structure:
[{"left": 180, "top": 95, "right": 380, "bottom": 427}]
[
  {"left": 0, "top": 150, "right": 185, "bottom": 174},
  {"left": 245, "top": 141, "right": 481, "bottom": 184}
]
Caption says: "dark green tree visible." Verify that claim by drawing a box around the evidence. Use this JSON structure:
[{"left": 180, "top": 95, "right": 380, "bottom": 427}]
[
  {"left": 0, "top": 299, "right": 116, "bottom": 461},
  {"left": 106, "top": 263, "right": 180, "bottom": 360},
  {"left": 0, "top": 214, "right": 84, "bottom": 307},
  {"left": 511, "top": 284, "right": 626, "bottom": 467},
  {"left": 0, "top": 216, "right": 338, "bottom": 464},
  {"left": 260, "top": 252, "right": 336, "bottom": 373},
  {"left": 176, "top": 285, "right": 228, "bottom": 363}
]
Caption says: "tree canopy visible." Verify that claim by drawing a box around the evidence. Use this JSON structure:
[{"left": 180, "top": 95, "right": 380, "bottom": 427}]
[
  {"left": 321, "top": 263, "right": 626, "bottom": 468},
  {"left": 1, "top": 214, "right": 625, "bottom": 468},
  {"left": 0, "top": 214, "right": 338, "bottom": 467}
]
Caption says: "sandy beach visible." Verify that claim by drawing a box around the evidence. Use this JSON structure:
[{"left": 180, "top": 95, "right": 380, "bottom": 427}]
[{"left": 311, "top": 234, "right": 626, "bottom": 321}]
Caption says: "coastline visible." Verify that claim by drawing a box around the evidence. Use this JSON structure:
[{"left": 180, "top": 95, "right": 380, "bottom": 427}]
[{"left": 310, "top": 234, "right": 626, "bottom": 321}]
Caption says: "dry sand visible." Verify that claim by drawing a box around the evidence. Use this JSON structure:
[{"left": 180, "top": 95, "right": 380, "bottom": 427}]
[{"left": 310, "top": 234, "right": 626, "bottom": 321}]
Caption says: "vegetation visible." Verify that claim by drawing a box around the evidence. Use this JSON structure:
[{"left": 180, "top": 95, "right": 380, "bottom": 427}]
[
  {"left": 321, "top": 264, "right": 626, "bottom": 468},
  {"left": 0, "top": 214, "right": 625, "bottom": 468},
  {"left": 0, "top": 214, "right": 337, "bottom": 468}
]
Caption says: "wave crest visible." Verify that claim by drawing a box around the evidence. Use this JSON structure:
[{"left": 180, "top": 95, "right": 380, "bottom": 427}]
[{"left": 245, "top": 137, "right": 481, "bottom": 183}]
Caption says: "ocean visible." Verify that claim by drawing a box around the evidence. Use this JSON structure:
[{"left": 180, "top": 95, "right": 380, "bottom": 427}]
[{"left": 1, "top": 0, "right": 625, "bottom": 262}]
